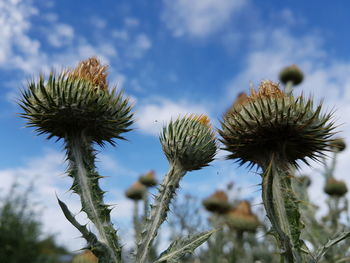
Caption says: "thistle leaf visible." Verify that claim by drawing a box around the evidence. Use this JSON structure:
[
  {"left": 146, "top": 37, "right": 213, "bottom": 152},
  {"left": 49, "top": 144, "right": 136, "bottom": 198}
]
[
  {"left": 154, "top": 229, "right": 216, "bottom": 263},
  {"left": 314, "top": 231, "right": 350, "bottom": 262}
]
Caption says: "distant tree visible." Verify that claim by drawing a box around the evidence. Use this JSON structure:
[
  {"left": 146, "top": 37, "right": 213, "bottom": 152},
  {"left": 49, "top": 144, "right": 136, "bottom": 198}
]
[{"left": 0, "top": 183, "right": 71, "bottom": 263}]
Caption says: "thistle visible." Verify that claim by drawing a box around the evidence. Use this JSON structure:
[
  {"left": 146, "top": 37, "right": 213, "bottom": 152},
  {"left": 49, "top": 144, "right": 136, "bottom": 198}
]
[
  {"left": 139, "top": 170, "right": 158, "bottom": 187},
  {"left": 125, "top": 182, "right": 147, "bottom": 201},
  {"left": 219, "top": 79, "right": 334, "bottom": 262},
  {"left": 203, "top": 191, "right": 231, "bottom": 214},
  {"left": 225, "top": 201, "right": 260, "bottom": 233},
  {"left": 136, "top": 114, "right": 217, "bottom": 263},
  {"left": 329, "top": 138, "right": 346, "bottom": 153},
  {"left": 19, "top": 57, "right": 133, "bottom": 263},
  {"left": 324, "top": 178, "right": 348, "bottom": 197},
  {"left": 279, "top": 64, "right": 304, "bottom": 94}
]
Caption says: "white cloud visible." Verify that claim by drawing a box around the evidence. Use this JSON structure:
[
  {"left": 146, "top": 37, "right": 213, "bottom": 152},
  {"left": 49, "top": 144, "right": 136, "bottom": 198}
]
[
  {"left": 124, "top": 17, "right": 139, "bottom": 27},
  {"left": 47, "top": 23, "right": 74, "bottom": 47},
  {"left": 91, "top": 16, "right": 107, "bottom": 29},
  {"left": 0, "top": 0, "right": 152, "bottom": 88},
  {"left": 135, "top": 97, "right": 209, "bottom": 135},
  {"left": 162, "top": 0, "right": 247, "bottom": 38},
  {"left": 127, "top": 34, "right": 152, "bottom": 59},
  {"left": 0, "top": 149, "right": 139, "bottom": 252},
  {"left": 0, "top": 0, "right": 46, "bottom": 73},
  {"left": 0, "top": 149, "right": 86, "bottom": 250}
]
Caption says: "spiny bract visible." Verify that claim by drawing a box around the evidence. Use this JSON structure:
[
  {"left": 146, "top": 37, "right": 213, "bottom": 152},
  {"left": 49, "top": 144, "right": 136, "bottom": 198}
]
[
  {"left": 160, "top": 115, "right": 217, "bottom": 171},
  {"left": 19, "top": 57, "right": 133, "bottom": 145},
  {"left": 219, "top": 80, "right": 334, "bottom": 167}
]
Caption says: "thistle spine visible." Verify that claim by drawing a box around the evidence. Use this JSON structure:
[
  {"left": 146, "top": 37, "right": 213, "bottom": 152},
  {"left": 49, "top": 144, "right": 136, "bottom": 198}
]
[
  {"left": 66, "top": 134, "right": 122, "bottom": 263},
  {"left": 136, "top": 164, "right": 186, "bottom": 263}
]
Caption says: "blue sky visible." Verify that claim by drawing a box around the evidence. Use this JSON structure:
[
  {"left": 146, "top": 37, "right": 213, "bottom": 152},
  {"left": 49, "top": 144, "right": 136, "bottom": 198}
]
[{"left": 1, "top": 0, "right": 350, "bottom": 252}]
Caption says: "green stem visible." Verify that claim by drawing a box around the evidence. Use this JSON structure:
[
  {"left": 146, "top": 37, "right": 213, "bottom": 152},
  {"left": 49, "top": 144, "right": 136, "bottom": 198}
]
[
  {"left": 136, "top": 163, "right": 186, "bottom": 263},
  {"left": 133, "top": 201, "right": 141, "bottom": 244},
  {"left": 65, "top": 133, "right": 122, "bottom": 263},
  {"left": 143, "top": 190, "right": 150, "bottom": 221},
  {"left": 262, "top": 160, "right": 304, "bottom": 263},
  {"left": 285, "top": 80, "right": 294, "bottom": 95}
]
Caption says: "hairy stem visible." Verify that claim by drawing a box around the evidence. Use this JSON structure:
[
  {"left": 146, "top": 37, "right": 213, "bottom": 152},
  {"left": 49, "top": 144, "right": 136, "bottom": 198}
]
[
  {"left": 65, "top": 133, "right": 122, "bottom": 263},
  {"left": 262, "top": 160, "right": 304, "bottom": 263},
  {"left": 133, "top": 201, "right": 141, "bottom": 244},
  {"left": 136, "top": 163, "right": 186, "bottom": 263},
  {"left": 143, "top": 191, "right": 150, "bottom": 222}
]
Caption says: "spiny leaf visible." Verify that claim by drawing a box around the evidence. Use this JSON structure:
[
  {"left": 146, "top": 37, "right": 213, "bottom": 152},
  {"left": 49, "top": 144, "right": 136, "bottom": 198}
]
[
  {"left": 314, "top": 231, "right": 350, "bottom": 262},
  {"left": 154, "top": 229, "right": 216, "bottom": 263}
]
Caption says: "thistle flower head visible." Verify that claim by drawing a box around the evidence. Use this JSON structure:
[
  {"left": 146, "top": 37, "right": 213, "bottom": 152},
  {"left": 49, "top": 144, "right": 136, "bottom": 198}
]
[
  {"left": 69, "top": 57, "right": 109, "bottom": 91},
  {"left": 279, "top": 64, "right": 304, "bottom": 86},
  {"left": 324, "top": 178, "right": 348, "bottom": 197},
  {"left": 160, "top": 114, "right": 217, "bottom": 171},
  {"left": 225, "top": 201, "right": 259, "bottom": 232},
  {"left": 329, "top": 138, "right": 346, "bottom": 153},
  {"left": 125, "top": 181, "right": 147, "bottom": 201},
  {"left": 202, "top": 190, "right": 231, "bottom": 214},
  {"left": 139, "top": 170, "right": 157, "bottom": 187},
  {"left": 19, "top": 57, "right": 133, "bottom": 145},
  {"left": 219, "top": 81, "right": 334, "bottom": 167},
  {"left": 72, "top": 250, "right": 98, "bottom": 263}
]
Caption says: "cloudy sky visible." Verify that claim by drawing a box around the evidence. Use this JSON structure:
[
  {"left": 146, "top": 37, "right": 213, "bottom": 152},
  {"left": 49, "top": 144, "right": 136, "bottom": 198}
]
[{"left": 1, "top": 0, "right": 350, "bottom": 253}]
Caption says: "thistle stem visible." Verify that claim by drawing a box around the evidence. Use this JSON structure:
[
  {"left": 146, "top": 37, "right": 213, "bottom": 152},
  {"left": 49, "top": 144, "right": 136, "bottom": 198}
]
[
  {"left": 262, "top": 160, "right": 304, "bottom": 263},
  {"left": 136, "top": 163, "right": 186, "bottom": 263},
  {"left": 285, "top": 80, "right": 294, "bottom": 95},
  {"left": 143, "top": 190, "right": 150, "bottom": 221},
  {"left": 133, "top": 201, "right": 141, "bottom": 243},
  {"left": 65, "top": 133, "right": 122, "bottom": 263}
]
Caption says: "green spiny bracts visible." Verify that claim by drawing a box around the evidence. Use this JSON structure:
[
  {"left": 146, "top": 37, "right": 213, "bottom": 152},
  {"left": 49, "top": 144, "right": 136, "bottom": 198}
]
[
  {"left": 329, "top": 138, "right": 346, "bottom": 153},
  {"left": 279, "top": 64, "right": 304, "bottom": 86},
  {"left": 219, "top": 81, "right": 334, "bottom": 168},
  {"left": 136, "top": 115, "right": 217, "bottom": 263},
  {"left": 19, "top": 57, "right": 133, "bottom": 145},
  {"left": 19, "top": 57, "right": 133, "bottom": 263},
  {"left": 219, "top": 81, "right": 334, "bottom": 263},
  {"left": 160, "top": 115, "right": 217, "bottom": 171},
  {"left": 202, "top": 191, "right": 231, "bottom": 214},
  {"left": 324, "top": 177, "right": 348, "bottom": 197}
]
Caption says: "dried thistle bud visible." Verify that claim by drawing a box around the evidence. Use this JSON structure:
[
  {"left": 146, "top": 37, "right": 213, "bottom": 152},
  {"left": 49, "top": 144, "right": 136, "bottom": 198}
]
[
  {"left": 139, "top": 170, "right": 157, "bottom": 187},
  {"left": 72, "top": 250, "right": 98, "bottom": 263},
  {"left": 202, "top": 191, "right": 231, "bottom": 214},
  {"left": 219, "top": 80, "right": 334, "bottom": 167},
  {"left": 19, "top": 57, "right": 133, "bottom": 145},
  {"left": 225, "top": 201, "right": 259, "bottom": 232},
  {"left": 160, "top": 114, "right": 217, "bottom": 171},
  {"left": 69, "top": 57, "right": 109, "bottom": 91},
  {"left": 279, "top": 64, "right": 304, "bottom": 86},
  {"left": 125, "top": 182, "right": 147, "bottom": 201},
  {"left": 324, "top": 178, "right": 348, "bottom": 197},
  {"left": 329, "top": 138, "right": 346, "bottom": 152}
]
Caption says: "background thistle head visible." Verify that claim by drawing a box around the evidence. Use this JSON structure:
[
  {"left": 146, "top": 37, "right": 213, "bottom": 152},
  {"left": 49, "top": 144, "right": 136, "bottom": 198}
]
[
  {"left": 202, "top": 190, "right": 231, "bottom": 214},
  {"left": 125, "top": 181, "right": 147, "bottom": 201},
  {"left": 219, "top": 80, "right": 334, "bottom": 167},
  {"left": 160, "top": 114, "right": 217, "bottom": 171},
  {"left": 279, "top": 64, "right": 304, "bottom": 86},
  {"left": 19, "top": 57, "right": 133, "bottom": 145}
]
